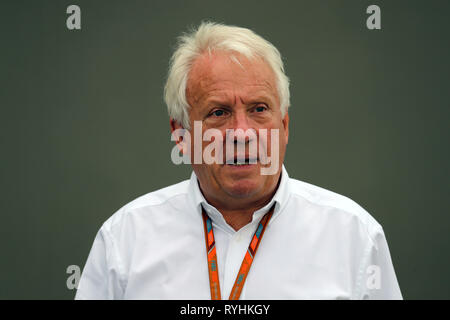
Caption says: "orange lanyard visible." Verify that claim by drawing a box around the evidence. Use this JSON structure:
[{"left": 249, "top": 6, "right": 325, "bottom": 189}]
[{"left": 201, "top": 204, "right": 275, "bottom": 300}]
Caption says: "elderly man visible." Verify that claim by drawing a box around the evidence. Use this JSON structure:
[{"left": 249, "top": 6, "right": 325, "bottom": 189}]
[{"left": 75, "top": 22, "right": 402, "bottom": 300}]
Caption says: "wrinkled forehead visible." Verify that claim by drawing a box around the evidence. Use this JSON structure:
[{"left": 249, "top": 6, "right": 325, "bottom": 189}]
[{"left": 186, "top": 51, "right": 279, "bottom": 105}]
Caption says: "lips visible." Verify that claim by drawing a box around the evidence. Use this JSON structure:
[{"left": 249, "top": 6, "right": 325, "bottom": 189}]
[{"left": 225, "top": 156, "right": 258, "bottom": 165}]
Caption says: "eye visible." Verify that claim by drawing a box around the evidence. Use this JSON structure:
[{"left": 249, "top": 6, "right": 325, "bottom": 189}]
[
  {"left": 254, "top": 105, "right": 267, "bottom": 113},
  {"left": 210, "top": 109, "right": 227, "bottom": 117}
]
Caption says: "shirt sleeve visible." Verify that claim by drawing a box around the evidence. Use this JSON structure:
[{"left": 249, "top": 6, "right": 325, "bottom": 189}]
[
  {"left": 75, "top": 227, "right": 125, "bottom": 300},
  {"left": 354, "top": 226, "right": 403, "bottom": 300}
]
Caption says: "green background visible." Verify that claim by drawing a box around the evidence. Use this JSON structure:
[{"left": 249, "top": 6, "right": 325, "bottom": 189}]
[{"left": 1, "top": 0, "right": 449, "bottom": 299}]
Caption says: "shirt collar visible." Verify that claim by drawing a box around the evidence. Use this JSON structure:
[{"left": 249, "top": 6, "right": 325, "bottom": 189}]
[{"left": 188, "top": 165, "right": 291, "bottom": 233}]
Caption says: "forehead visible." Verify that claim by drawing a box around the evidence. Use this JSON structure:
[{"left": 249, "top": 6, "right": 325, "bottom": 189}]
[{"left": 186, "top": 51, "right": 278, "bottom": 105}]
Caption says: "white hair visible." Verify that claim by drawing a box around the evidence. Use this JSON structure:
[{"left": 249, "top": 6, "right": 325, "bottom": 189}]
[{"left": 164, "top": 21, "right": 290, "bottom": 129}]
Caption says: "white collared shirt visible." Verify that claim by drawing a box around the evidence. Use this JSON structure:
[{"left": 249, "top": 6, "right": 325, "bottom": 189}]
[{"left": 75, "top": 166, "right": 402, "bottom": 300}]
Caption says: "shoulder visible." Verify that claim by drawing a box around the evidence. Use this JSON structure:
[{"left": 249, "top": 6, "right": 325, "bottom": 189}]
[
  {"left": 100, "top": 178, "right": 192, "bottom": 235},
  {"left": 287, "top": 177, "right": 384, "bottom": 245}
]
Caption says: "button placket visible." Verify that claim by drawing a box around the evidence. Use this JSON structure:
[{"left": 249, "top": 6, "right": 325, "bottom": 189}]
[{"left": 221, "top": 225, "right": 255, "bottom": 299}]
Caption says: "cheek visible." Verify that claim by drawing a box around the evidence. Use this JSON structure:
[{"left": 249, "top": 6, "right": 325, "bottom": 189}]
[
  {"left": 260, "top": 122, "right": 286, "bottom": 154},
  {"left": 279, "top": 126, "right": 288, "bottom": 147}
]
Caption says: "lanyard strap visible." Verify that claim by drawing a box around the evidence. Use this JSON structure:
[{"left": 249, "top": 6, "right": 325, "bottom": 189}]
[{"left": 201, "top": 204, "right": 275, "bottom": 300}]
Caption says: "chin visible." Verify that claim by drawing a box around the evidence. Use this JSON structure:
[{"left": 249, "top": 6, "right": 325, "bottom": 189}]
[{"left": 223, "top": 179, "right": 261, "bottom": 198}]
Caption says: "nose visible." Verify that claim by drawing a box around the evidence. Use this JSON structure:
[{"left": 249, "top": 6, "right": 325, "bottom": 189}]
[
  {"left": 232, "top": 108, "right": 251, "bottom": 131},
  {"left": 226, "top": 109, "right": 256, "bottom": 145}
]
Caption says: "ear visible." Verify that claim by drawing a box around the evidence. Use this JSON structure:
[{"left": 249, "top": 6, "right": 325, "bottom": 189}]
[
  {"left": 170, "top": 118, "right": 186, "bottom": 153},
  {"left": 282, "top": 112, "right": 289, "bottom": 144}
]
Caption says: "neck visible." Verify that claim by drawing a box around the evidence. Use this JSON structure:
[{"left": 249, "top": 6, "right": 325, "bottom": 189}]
[
  {"left": 218, "top": 204, "right": 268, "bottom": 231},
  {"left": 199, "top": 176, "right": 281, "bottom": 231}
]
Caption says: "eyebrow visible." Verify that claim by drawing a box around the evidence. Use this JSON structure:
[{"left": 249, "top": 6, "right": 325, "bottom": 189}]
[{"left": 204, "top": 92, "right": 276, "bottom": 108}]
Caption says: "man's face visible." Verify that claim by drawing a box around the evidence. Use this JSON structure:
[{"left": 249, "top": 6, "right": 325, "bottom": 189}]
[{"left": 176, "top": 51, "right": 289, "bottom": 206}]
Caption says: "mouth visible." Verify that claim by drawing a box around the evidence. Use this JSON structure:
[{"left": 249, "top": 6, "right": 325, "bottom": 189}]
[{"left": 225, "top": 157, "right": 258, "bottom": 166}]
